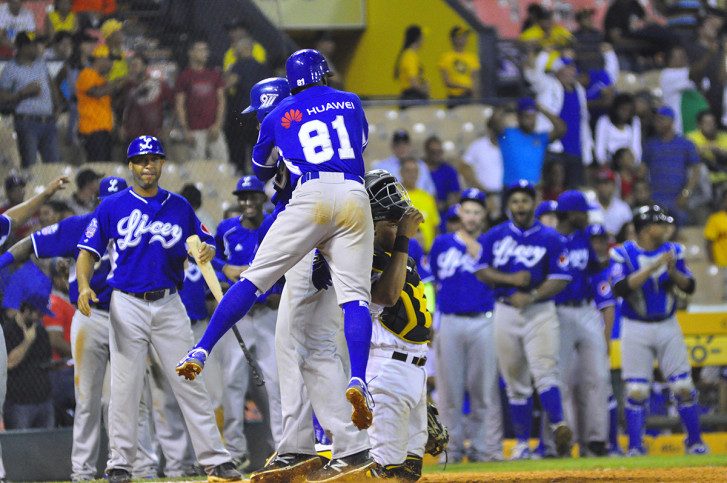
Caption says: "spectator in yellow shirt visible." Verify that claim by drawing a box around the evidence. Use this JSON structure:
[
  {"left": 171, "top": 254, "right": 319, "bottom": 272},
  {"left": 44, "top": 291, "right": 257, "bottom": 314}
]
[
  {"left": 687, "top": 110, "right": 727, "bottom": 188},
  {"left": 439, "top": 26, "right": 480, "bottom": 107},
  {"left": 519, "top": 8, "right": 574, "bottom": 49},
  {"left": 101, "top": 19, "right": 127, "bottom": 81},
  {"left": 400, "top": 157, "right": 440, "bottom": 250},
  {"left": 223, "top": 17, "right": 266, "bottom": 71},
  {"left": 45, "top": 0, "right": 77, "bottom": 38},
  {"left": 704, "top": 190, "right": 727, "bottom": 300},
  {"left": 394, "top": 24, "right": 428, "bottom": 101}
]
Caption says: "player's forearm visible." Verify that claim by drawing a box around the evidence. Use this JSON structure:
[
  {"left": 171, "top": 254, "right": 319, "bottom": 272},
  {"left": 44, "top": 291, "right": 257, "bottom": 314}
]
[
  {"left": 476, "top": 266, "right": 519, "bottom": 287},
  {"left": 533, "top": 278, "right": 569, "bottom": 300},
  {"left": 5, "top": 189, "right": 54, "bottom": 226},
  {"left": 670, "top": 271, "right": 695, "bottom": 294},
  {"left": 371, "top": 252, "right": 408, "bottom": 307},
  {"left": 76, "top": 249, "right": 96, "bottom": 290},
  {"left": 626, "top": 265, "right": 660, "bottom": 291},
  {"left": 600, "top": 304, "right": 615, "bottom": 345},
  {"left": 1, "top": 237, "right": 34, "bottom": 269}
]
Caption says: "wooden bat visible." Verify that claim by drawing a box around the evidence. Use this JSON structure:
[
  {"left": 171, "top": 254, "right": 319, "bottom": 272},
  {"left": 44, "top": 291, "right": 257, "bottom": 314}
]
[{"left": 187, "top": 235, "right": 265, "bottom": 386}]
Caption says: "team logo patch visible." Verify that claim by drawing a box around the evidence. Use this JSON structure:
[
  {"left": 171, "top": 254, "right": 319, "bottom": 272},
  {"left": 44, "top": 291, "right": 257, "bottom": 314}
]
[
  {"left": 85, "top": 218, "right": 98, "bottom": 239},
  {"left": 107, "top": 178, "right": 119, "bottom": 193},
  {"left": 611, "top": 263, "right": 624, "bottom": 278},
  {"left": 598, "top": 281, "right": 611, "bottom": 297},
  {"left": 558, "top": 253, "right": 568, "bottom": 269},
  {"left": 138, "top": 136, "right": 154, "bottom": 152},
  {"left": 259, "top": 93, "right": 278, "bottom": 109},
  {"left": 201, "top": 223, "right": 211, "bottom": 236},
  {"left": 40, "top": 223, "right": 59, "bottom": 236},
  {"left": 281, "top": 109, "right": 302, "bottom": 129}
]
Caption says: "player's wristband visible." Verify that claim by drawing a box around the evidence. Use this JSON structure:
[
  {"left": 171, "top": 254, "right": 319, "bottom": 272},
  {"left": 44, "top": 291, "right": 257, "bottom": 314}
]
[
  {"left": 393, "top": 235, "right": 409, "bottom": 254},
  {"left": 0, "top": 251, "right": 14, "bottom": 271}
]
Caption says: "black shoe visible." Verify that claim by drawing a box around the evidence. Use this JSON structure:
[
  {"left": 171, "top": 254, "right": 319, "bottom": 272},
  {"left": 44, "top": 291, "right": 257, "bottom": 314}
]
[
  {"left": 106, "top": 468, "right": 132, "bottom": 483},
  {"left": 587, "top": 441, "right": 609, "bottom": 457},
  {"left": 251, "top": 453, "right": 324, "bottom": 483},
  {"left": 305, "top": 450, "right": 374, "bottom": 482},
  {"left": 208, "top": 462, "right": 242, "bottom": 482},
  {"left": 232, "top": 454, "right": 251, "bottom": 472}
]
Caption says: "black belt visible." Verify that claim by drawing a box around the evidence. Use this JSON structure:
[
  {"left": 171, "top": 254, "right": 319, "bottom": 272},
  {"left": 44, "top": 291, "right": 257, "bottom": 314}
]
[
  {"left": 446, "top": 311, "right": 488, "bottom": 317},
  {"left": 557, "top": 299, "right": 590, "bottom": 308},
  {"left": 15, "top": 113, "right": 54, "bottom": 123},
  {"left": 392, "top": 351, "right": 427, "bottom": 367},
  {"left": 120, "top": 287, "right": 177, "bottom": 302}
]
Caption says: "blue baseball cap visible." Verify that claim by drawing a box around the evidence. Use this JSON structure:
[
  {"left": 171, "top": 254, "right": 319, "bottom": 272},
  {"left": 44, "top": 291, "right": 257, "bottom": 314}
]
[
  {"left": 233, "top": 175, "right": 265, "bottom": 195},
  {"left": 517, "top": 97, "right": 537, "bottom": 112},
  {"left": 657, "top": 105, "right": 675, "bottom": 119},
  {"left": 586, "top": 224, "right": 608, "bottom": 237},
  {"left": 506, "top": 179, "right": 536, "bottom": 199},
  {"left": 460, "top": 188, "right": 486, "bottom": 206},
  {"left": 2, "top": 262, "right": 53, "bottom": 316},
  {"left": 556, "top": 190, "right": 594, "bottom": 212},
  {"left": 445, "top": 204, "right": 460, "bottom": 220},
  {"left": 535, "top": 200, "right": 558, "bottom": 219},
  {"left": 99, "top": 177, "right": 127, "bottom": 199}
]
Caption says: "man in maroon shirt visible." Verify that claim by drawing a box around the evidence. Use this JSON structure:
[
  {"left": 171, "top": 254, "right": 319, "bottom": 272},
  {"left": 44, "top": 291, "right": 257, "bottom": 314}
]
[
  {"left": 120, "top": 53, "right": 173, "bottom": 147},
  {"left": 174, "top": 39, "right": 228, "bottom": 161}
]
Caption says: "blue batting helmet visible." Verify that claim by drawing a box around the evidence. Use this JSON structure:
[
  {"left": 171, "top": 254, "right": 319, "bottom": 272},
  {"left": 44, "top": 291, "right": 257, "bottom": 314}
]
[
  {"left": 286, "top": 49, "right": 330, "bottom": 91},
  {"left": 242, "top": 77, "right": 291, "bottom": 122},
  {"left": 127, "top": 135, "right": 165, "bottom": 159}
]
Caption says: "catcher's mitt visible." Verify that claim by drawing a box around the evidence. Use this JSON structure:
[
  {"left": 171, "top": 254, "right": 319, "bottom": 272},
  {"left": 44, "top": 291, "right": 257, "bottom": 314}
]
[{"left": 425, "top": 403, "right": 449, "bottom": 456}]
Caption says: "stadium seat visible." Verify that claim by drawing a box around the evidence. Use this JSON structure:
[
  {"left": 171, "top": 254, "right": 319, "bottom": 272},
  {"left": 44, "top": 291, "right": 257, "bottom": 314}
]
[
  {"left": 677, "top": 227, "right": 705, "bottom": 262},
  {"left": 615, "top": 72, "right": 641, "bottom": 93},
  {"left": 687, "top": 260, "right": 724, "bottom": 304},
  {"left": 364, "top": 106, "right": 400, "bottom": 124},
  {"left": 450, "top": 104, "right": 494, "bottom": 124}
]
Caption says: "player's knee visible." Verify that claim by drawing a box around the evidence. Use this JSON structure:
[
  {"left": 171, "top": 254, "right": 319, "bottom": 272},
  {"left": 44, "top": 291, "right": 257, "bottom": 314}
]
[
  {"left": 669, "top": 373, "right": 696, "bottom": 403},
  {"left": 625, "top": 380, "right": 650, "bottom": 404}
]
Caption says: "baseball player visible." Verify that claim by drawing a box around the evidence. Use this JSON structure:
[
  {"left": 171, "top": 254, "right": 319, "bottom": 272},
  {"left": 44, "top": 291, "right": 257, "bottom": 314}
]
[
  {"left": 0, "top": 176, "right": 195, "bottom": 479},
  {"left": 213, "top": 175, "right": 282, "bottom": 465},
  {"left": 237, "top": 77, "right": 373, "bottom": 483},
  {"left": 178, "top": 49, "right": 376, "bottom": 434},
  {"left": 476, "top": 180, "right": 573, "bottom": 460},
  {"left": 535, "top": 200, "right": 558, "bottom": 228},
  {"left": 363, "top": 170, "right": 429, "bottom": 480},
  {"left": 0, "top": 174, "right": 67, "bottom": 482},
  {"left": 610, "top": 205, "right": 708, "bottom": 456},
  {"left": 75, "top": 136, "right": 241, "bottom": 483},
  {"left": 429, "top": 188, "right": 503, "bottom": 463},
  {"left": 552, "top": 191, "right": 612, "bottom": 457}
]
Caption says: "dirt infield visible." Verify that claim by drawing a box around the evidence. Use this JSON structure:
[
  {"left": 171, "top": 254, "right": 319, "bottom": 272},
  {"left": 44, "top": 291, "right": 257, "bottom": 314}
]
[{"left": 419, "top": 466, "right": 727, "bottom": 482}]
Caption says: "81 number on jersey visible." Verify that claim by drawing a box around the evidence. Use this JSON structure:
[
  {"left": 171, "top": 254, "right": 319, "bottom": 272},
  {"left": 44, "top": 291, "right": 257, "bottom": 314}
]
[{"left": 298, "top": 115, "right": 355, "bottom": 164}]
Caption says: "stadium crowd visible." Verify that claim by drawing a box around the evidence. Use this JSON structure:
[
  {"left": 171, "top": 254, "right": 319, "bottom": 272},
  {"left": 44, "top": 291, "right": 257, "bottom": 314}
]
[{"left": 0, "top": 0, "right": 726, "bottom": 480}]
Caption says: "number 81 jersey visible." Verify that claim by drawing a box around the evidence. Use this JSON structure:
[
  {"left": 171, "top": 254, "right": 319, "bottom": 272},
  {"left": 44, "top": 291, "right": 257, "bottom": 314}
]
[{"left": 252, "top": 85, "right": 369, "bottom": 178}]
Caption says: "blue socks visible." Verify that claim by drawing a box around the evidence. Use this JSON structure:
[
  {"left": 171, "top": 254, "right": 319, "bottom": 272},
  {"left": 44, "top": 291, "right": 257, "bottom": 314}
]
[
  {"left": 539, "top": 386, "right": 564, "bottom": 424},
  {"left": 625, "top": 398, "right": 646, "bottom": 450},
  {"left": 509, "top": 397, "right": 533, "bottom": 442},
  {"left": 196, "top": 278, "right": 258, "bottom": 353},
  {"left": 677, "top": 401, "right": 702, "bottom": 446},
  {"left": 342, "top": 300, "right": 372, "bottom": 381},
  {"left": 608, "top": 395, "right": 619, "bottom": 449}
]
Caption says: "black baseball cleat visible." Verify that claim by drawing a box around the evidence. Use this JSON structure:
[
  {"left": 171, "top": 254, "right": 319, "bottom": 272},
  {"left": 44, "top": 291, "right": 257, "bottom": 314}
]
[
  {"left": 250, "top": 453, "right": 324, "bottom": 483},
  {"left": 208, "top": 461, "right": 243, "bottom": 482},
  {"left": 106, "top": 468, "right": 132, "bottom": 483},
  {"left": 305, "top": 450, "right": 374, "bottom": 482}
]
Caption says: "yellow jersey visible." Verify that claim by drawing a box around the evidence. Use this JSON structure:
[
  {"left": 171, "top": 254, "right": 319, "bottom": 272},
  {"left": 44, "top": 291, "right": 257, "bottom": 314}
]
[
  {"left": 408, "top": 188, "right": 440, "bottom": 251},
  {"left": 687, "top": 130, "right": 727, "bottom": 183},
  {"left": 396, "top": 48, "right": 424, "bottom": 91},
  {"left": 438, "top": 50, "right": 480, "bottom": 97},
  {"left": 704, "top": 211, "right": 727, "bottom": 266},
  {"left": 223, "top": 43, "right": 267, "bottom": 71},
  {"left": 48, "top": 11, "right": 76, "bottom": 33},
  {"left": 519, "top": 24, "right": 574, "bottom": 48}
]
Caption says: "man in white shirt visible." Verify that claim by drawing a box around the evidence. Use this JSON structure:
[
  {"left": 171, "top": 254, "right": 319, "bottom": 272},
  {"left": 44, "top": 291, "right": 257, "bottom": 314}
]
[
  {"left": 460, "top": 113, "right": 504, "bottom": 195},
  {"left": 373, "top": 130, "right": 437, "bottom": 196},
  {"left": 593, "top": 168, "right": 632, "bottom": 236},
  {"left": 0, "top": 0, "right": 36, "bottom": 50}
]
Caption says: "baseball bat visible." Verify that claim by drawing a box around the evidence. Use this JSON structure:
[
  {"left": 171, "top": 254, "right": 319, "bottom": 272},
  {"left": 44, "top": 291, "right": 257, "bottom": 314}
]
[{"left": 187, "top": 235, "right": 265, "bottom": 386}]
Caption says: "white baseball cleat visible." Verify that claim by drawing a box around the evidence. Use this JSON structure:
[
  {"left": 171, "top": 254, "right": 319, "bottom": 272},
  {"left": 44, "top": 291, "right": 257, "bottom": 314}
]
[{"left": 509, "top": 441, "right": 532, "bottom": 461}]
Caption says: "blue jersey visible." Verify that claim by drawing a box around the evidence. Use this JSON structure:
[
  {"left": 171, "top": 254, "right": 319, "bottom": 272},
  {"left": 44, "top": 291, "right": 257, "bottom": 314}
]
[
  {"left": 78, "top": 187, "right": 214, "bottom": 293},
  {"left": 0, "top": 214, "right": 10, "bottom": 246},
  {"left": 179, "top": 262, "right": 209, "bottom": 321},
  {"left": 554, "top": 229, "right": 599, "bottom": 305},
  {"left": 408, "top": 237, "right": 433, "bottom": 283},
  {"left": 32, "top": 213, "right": 113, "bottom": 310},
  {"left": 429, "top": 232, "right": 494, "bottom": 314},
  {"left": 253, "top": 85, "right": 368, "bottom": 180},
  {"left": 610, "top": 241, "right": 692, "bottom": 321},
  {"left": 215, "top": 215, "right": 271, "bottom": 266},
  {"left": 589, "top": 265, "right": 616, "bottom": 310},
  {"left": 480, "top": 220, "right": 571, "bottom": 300}
]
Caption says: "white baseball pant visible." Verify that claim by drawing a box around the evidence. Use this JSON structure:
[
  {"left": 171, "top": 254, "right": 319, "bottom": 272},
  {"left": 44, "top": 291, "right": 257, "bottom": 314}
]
[
  {"left": 366, "top": 347, "right": 428, "bottom": 466},
  {"left": 106, "top": 291, "right": 230, "bottom": 473},
  {"left": 275, "top": 251, "right": 370, "bottom": 459},
  {"left": 435, "top": 312, "right": 503, "bottom": 460}
]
